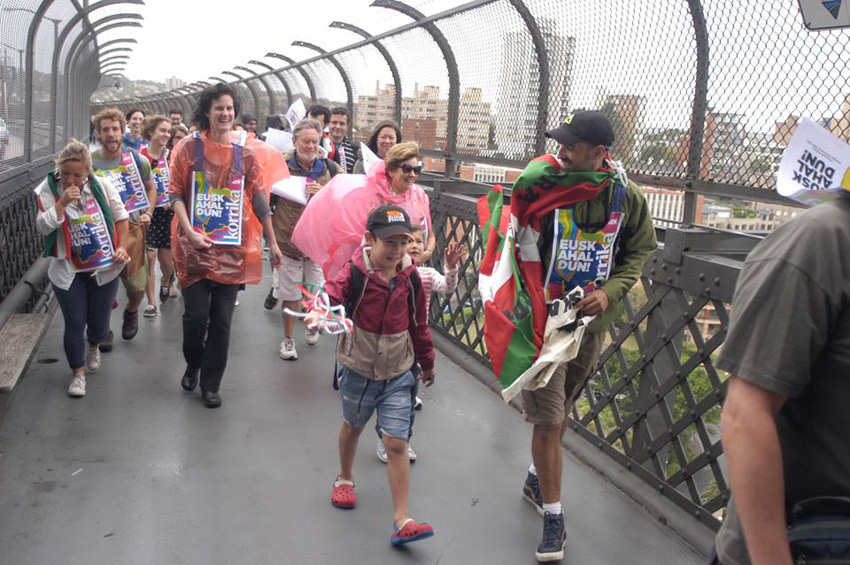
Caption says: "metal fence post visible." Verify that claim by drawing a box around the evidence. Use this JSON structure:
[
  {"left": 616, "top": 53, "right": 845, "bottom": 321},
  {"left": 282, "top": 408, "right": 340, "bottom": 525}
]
[
  {"left": 507, "top": 0, "right": 550, "bottom": 156},
  {"left": 65, "top": 20, "right": 143, "bottom": 143},
  {"left": 249, "top": 60, "right": 293, "bottom": 109},
  {"left": 370, "top": 0, "right": 460, "bottom": 179},
  {"left": 24, "top": 2, "right": 58, "bottom": 162},
  {"left": 330, "top": 21, "right": 403, "bottom": 125},
  {"left": 684, "top": 0, "right": 710, "bottom": 227},
  {"left": 266, "top": 52, "right": 317, "bottom": 103},
  {"left": 49, "top": 0, "right": 145, "bottom": 151},
  {"left": 236, "top": 65, "right": 277, "bottom": 115},
  {"left": 292, "top": 41, "right": 354, "bottom": 123}
]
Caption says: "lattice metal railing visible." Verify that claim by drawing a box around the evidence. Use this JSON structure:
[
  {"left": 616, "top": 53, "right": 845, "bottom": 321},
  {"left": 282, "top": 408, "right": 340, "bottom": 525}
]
[{"left": 424, "top": 186, "right": 742, "bottom": 530}]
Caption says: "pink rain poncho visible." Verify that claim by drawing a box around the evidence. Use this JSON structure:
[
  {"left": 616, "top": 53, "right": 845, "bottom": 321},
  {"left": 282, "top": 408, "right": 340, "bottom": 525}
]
[{"left": 291, "top": 160, "right": 432, "bottom": 279}]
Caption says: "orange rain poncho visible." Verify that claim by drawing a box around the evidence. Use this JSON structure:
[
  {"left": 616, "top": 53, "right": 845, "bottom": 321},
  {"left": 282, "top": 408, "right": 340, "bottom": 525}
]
[{"left": 169, "top": 132, "right": 289, "bottom": 288}]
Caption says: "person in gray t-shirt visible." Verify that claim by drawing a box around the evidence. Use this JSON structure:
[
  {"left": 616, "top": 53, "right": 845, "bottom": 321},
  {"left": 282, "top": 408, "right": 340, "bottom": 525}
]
[
  {"left": 712, "top": 193, "right": 850, "bottom": 565},
  {"left": 91, "top": 108, "right": 157, "bottom": 346}
]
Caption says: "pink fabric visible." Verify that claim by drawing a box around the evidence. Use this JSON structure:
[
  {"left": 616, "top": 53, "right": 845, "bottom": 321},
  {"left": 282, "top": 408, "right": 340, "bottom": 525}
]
[{"left": 291, "top": 160, "right": 432, "bottom": 279}]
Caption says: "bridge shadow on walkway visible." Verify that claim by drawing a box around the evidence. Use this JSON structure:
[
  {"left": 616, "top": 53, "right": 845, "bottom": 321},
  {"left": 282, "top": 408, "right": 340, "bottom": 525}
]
[{"left": 0, "top": 271, "right": 703, "bottom": 564}]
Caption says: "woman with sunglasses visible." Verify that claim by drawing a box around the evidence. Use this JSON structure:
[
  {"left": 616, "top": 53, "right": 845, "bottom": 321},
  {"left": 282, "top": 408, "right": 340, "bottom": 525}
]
[
  {"left": 380, "top": 142, "right": 436, "bottom": 263},
  {"left": 291, "top": 141, "right": 436, "bottom": 278}
]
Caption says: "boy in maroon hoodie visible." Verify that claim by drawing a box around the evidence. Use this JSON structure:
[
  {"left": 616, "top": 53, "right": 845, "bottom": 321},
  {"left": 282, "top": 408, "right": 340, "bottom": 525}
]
[{"left": 309, "top": 204, "right": 436, "bottom": 546}]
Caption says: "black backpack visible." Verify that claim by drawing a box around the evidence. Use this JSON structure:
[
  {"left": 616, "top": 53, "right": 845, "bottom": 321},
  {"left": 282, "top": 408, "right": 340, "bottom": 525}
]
[{"left": 332, "top": 263, "right": 422, "bottom": 390}]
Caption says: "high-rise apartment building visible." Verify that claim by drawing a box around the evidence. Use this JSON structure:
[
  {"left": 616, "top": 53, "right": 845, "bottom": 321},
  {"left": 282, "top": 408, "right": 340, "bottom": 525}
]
[{"left": 494, "top": 19, "right": 575, "bottom": 160}]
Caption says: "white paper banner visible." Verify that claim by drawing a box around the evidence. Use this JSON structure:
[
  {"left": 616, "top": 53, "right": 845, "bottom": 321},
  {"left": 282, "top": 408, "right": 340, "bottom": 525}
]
[
  {"left": 271, "top": 176, "right": 308, "bottom": 205},
  {"left": 360, "top": 142, "right": 380, "bottom": 173},
  {"left": 285, "top": 99, "right": 307, "bottom": 132},
  {"left": 776, "top": 117, "right": 850, "bottom": 206},
  {"left": 264, "top": 128, "right": 293, "bottom": 153}
]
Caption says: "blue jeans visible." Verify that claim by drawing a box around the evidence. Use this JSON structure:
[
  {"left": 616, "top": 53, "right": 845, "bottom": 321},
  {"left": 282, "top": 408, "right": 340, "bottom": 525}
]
[
  {"left": 53, "top": 274, "right": 120, "bottom": 370},
  {"left": 375, "top": 362, "right": 421, "bottom": 441},
  {"left": 338, "top": 365, "right": 417, "bottom": 440}
]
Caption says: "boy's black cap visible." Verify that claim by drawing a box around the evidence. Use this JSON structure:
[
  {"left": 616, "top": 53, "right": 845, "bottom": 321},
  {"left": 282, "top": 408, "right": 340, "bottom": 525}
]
[
  {"left": 367, "top": 204, "right": 414, "bottom": 239},
  {"left": 545, "top": 110, "right": 615, "bottom": 148}
]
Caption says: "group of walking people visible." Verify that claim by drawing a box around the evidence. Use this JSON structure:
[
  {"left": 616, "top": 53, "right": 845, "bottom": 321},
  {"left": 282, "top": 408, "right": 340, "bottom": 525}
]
[
  {"left": 34, "top": 78, "right": 847, "bottom": 564},
  {"left": 36, "top": 83, "right": 465, "bottom": 549}
]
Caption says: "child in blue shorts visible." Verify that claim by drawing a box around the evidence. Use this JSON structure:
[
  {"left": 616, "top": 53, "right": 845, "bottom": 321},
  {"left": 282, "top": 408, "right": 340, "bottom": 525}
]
[{"left": 308, "top": 204, "right": 436, "bottom": 546}]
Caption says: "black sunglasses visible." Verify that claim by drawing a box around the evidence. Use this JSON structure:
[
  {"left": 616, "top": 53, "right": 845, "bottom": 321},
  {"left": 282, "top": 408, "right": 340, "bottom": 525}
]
[{"left": 401, "top": 164, "right": 422, "bottom": 174}]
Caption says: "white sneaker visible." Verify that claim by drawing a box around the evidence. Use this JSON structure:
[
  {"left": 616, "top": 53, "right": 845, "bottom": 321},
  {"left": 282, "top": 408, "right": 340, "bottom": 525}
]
[
  {"left": 414, "top": 396, "right": 423, "bottom": 411},
  {"left": 305, "top": 326, "right": 320, "bottom": 346},
  {"left": 279, "top": 337, "right": 298, "bottom": 360},
  {"left": 68, "top": 373, "right": 86, "bottom": 397},
  {"left": 407, "top": 444, "right": 418, "bottom": 461},
  {"left": 85, "top": 342, "right": 100, "bottom": 373}
]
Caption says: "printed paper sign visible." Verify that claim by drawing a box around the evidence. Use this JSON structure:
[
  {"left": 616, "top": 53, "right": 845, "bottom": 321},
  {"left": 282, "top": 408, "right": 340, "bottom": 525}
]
[
  {"left": 285, "top": 98, "right": 307, "bottom": 132},
  {"left": 190, "top": 172, "right": 244, "bottom": 245},
  {"left": 797, "top": 0, "right": 850, "bottom": 31},
  {"left": 265, "top": 128, "right": 294, "bottom": 152},
  {"left": 776, "top": 117, "right": 850, "bottom": 206},
  {"left": 271, "top": 176, "right": 308, "bottom": 205},
  {"left": 151, "top": 157, "right": 170, "bottom": 208},
  {"left": 94, "top": 152, "right": 149, "bottom": 214},
  {"left": 68, "top": 197, "right": 114, "bottom": 272}
]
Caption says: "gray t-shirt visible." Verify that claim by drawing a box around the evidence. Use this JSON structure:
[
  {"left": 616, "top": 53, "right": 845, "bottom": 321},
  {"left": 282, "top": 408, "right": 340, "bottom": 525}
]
[
  {"left": 714, "top": 195, "right": 850, "bottom": 565},
  {"left": 91, "top": 149, "right": 152, "bottom": 222}
]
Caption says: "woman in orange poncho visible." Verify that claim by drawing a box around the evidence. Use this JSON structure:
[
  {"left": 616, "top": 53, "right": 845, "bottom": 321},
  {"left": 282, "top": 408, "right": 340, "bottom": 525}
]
[{"left": 169, "top": 83, "right": 286, "bottom": 408}]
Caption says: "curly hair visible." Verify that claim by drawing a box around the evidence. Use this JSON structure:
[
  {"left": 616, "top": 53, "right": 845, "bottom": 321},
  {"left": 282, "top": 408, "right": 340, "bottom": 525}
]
[
  {"left": 92, "top": 108, "right": 126, "bottom": 133},
  {"left": 142, "top": 114, "right": 170, "bottom": 141},
  {"left": 191, "top": 83, "right": 241, "bottom": 131}
]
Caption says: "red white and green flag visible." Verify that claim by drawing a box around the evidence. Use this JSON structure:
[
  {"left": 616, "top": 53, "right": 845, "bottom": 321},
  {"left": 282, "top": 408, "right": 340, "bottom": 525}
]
[{"left": 477, "top": 154, "right": 621, "bottom": 399}]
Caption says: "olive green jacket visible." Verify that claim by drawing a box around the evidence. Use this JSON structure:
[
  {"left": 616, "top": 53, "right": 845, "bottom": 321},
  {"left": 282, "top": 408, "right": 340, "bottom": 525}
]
[{"left": 537, "top": 178, "right": 657, "bottom": 333}]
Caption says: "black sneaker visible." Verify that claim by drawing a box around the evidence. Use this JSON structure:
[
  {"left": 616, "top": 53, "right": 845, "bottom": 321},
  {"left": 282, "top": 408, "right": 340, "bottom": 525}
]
[
  {"left": 98, "top": 330, "right": 114, "bottom": 353},
  {"left": 523, "top": 471, "right": 545, "bottom": 516},
  {"left": 263, "top": 287, "right": 278, "bottom": 310},
  {"left": 122, "top": 309, "right": 139, "bottom": 340},
  {"left": 535, "top": 512, "right": 566, "bottom": 562}
]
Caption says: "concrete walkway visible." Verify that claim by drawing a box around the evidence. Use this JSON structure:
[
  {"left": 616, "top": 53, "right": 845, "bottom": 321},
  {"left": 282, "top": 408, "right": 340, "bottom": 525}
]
[{"left": 0, "top": 276, "right": 703, "bottom": 564}]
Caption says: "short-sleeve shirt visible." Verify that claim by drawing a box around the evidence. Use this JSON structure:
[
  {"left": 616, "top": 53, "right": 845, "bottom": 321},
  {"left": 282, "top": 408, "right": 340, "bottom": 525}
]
[
  {"left": 714, "top": 195, "right": 850, "bottom": 565},
  {"left": 91, "top": 149, "right": 152, "bottom": 223}
]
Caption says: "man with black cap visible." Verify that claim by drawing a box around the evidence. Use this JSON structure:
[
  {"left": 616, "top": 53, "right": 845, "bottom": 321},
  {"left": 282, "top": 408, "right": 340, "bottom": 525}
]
[{"left": 519, "top": 110, "right": 656, "bottom": 561}]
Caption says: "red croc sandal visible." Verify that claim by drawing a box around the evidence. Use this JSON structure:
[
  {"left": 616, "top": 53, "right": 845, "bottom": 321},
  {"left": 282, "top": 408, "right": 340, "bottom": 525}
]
[
  {"left": 331, "top": 478, "right": 356, "bottom": 509},
  {"left": 391, "top": 519, "right": 434, "bottom": 546}
]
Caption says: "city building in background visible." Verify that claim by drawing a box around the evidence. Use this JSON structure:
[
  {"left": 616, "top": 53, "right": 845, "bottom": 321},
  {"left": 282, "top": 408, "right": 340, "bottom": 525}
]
[{"left": 494, "top": 18, "right": 575, "bottom": 161}]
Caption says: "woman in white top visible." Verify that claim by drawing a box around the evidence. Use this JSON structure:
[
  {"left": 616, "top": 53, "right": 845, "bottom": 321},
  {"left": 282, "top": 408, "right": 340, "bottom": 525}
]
[{"left": 35, "top": 140, "right": 130, "bottom": 398}]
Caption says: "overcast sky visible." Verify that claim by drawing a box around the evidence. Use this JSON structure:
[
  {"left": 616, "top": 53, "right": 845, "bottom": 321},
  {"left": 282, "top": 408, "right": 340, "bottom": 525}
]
[{"left": 95, "top": 0, "right": 459, "bottom": 83}]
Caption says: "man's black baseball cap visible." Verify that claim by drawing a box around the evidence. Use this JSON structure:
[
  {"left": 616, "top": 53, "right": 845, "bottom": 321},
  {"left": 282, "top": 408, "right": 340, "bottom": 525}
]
[
  {"left": 545, "top": 110, "right": 615, "bottom": 148},
  {"left": 367, "top": 204, "right": 414, "bottom": 239}
]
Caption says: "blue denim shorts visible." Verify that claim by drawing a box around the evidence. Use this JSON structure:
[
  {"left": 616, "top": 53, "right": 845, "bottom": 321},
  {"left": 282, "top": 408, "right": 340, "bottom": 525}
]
[{"left": 338, "top": 365, "right": 417, "bottom": 440}]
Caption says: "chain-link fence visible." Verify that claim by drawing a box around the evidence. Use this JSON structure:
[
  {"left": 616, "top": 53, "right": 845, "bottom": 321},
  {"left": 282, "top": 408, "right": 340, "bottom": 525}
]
[
  {"left": 0, "top": 1, "right": 143, "bottom": 318},
  {"left": 99, "top": 0, "right": 850, "bottom": 210}
]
